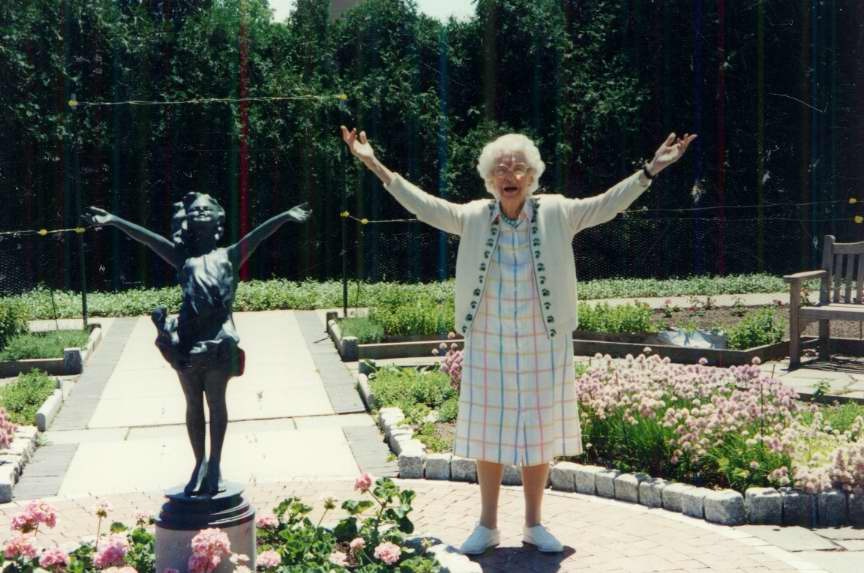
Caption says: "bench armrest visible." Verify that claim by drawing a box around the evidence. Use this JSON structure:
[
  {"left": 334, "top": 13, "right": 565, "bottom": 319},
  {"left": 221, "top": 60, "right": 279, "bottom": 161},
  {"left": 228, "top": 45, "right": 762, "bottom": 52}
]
[{"left": 783, "top": 270, "right": 827, "bottom": 283}]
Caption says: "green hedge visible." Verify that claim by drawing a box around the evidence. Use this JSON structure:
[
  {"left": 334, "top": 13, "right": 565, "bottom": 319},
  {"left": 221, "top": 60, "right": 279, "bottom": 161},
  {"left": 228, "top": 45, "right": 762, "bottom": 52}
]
[
  {"left": 0, "top": 298, "right": 29, "bottom": 349},
  {"left": 2, "top": 274, "right": 800, "bottom": 320}
]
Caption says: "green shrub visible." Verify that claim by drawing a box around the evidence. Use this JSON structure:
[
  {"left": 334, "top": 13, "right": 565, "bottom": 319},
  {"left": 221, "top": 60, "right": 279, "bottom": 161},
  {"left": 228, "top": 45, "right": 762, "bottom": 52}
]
[
  {"left": 576, "top": 301, "right": 657, "bottom": 334},
  {"left": 437, "top": 396, "right": 459, "bottom": 423},
  {"left": 726, "top": 308, "right": 786, "bottom": 350},
  {"left": 0, "top": 369, "right": 56, "bottom": 425},
  {"left": 0, "top": 298, "right": 29, "bottom": 349},
  {"left": 369, "top": 366, "right": 455, "bottom": 414},
  {"left": 339, "top": 317, "right": 385, "bottom": 343},
  {"left": 414, "top": 422, "right": 453, "bottom": 453},
  {"left": 369, "top": 297, "right": 454, "bottom": 337},
  {"left": 0, "top": 330, "right": 90, "bottom": 361}
]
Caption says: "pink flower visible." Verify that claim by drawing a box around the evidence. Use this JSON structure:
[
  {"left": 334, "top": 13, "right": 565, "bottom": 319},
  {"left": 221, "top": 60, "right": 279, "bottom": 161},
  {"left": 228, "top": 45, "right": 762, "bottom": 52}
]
[
  {"left": 255, "top": 515, "right": 278, "bottom": 530},
  {"left": 354, "top": 472, "right": 373, "bottom": 493},
  {"left": 190, "top": 528, "right": 231, "bottom": 558},
  {"left": 4, "top": 535, "right": 37, "bottom": 560},
  {"left": 40, "top": 548, "right": 70, "bottom": 571},
  {"left": 187, "top": 529, "right": 231, "bottom": 573},
  {"left": 187, "top": 554, "right": 220, "bottom": 573},
  {"left": 11, "top": 500, "right": 58, "bottom": 533},
  {"left": 93, "top": 534, "right": 130, "bottom": 569},
  {"left": 373, "top": 542, "right": 401, "bottom": 565},
  {"left": 349, "top": 537, "right": 365, "bottom": 554},
  {"left": 329, "top": 551, "right": 349, "bottom": 567},
  {"left": 256, "top": 550, "right": 280, "bottom": 569}
]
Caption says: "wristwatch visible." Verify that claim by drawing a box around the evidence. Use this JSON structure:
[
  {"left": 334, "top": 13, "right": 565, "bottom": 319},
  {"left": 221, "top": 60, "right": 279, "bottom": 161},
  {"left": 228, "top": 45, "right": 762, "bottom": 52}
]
[{"left": 642, "top": 164, "right": 656, "bottom": 180}]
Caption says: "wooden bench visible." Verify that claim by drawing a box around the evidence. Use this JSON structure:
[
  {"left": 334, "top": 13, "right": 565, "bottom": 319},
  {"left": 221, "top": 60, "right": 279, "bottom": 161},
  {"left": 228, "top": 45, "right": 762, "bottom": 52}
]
[{"left": 785, "top": 235, "right": 864, "bottom": 368}]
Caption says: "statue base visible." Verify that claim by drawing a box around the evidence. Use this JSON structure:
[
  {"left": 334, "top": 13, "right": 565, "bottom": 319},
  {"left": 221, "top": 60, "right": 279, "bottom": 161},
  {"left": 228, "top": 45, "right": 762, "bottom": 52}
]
[{"left": 155, "top": 482, "right": 256, "bottom": 573}]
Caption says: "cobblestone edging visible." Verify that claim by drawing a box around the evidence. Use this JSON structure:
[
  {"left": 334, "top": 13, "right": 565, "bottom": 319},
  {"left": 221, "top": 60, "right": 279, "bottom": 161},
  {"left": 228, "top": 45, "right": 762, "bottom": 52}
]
[
  {"left": 0, "top": 426, "right": 40, "bottom": 502},
  {"left": 357, "top": 372, "right": 864, "bottom": 528}
]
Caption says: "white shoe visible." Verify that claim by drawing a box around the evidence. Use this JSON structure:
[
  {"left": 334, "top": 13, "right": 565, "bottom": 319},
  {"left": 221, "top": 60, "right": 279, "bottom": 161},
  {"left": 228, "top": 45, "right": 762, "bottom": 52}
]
[
  {"left": 459, "top": 523, "right": 500, "bottom": 555},
  {"left": 523, "top": 524, "right": 564, "bottom": 553}
]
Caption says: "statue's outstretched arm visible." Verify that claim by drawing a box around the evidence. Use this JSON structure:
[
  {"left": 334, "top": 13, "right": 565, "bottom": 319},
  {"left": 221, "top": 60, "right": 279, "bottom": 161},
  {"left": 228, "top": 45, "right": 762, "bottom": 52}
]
[
  {"left": 83, "top": 206, "right": 180, "bottom": 268},
  {"left": 227, "top": 203, "right": 311, "bottom": 267}
]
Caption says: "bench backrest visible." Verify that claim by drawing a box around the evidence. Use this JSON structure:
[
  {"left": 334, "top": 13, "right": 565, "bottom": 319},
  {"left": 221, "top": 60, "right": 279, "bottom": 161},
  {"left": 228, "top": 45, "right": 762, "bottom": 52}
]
[{"left": 821, "top": 235, "right": 864, "bottom": 304}]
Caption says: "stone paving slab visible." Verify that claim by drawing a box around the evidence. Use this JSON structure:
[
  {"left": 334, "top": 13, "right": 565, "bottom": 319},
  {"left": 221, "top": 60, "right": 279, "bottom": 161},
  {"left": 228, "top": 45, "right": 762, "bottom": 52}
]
[
  {"left": 56, "top": 428, "right": 360, "bottom": 497},
  {"left": 0, "top": 480, "right": 823, "bottom": 572},
  {"left": 49, "top": 318, "right": 136, "bottom": 431},
  {"left": 87, "top": 312, "right": 335, "bottom": 428},
  {"left": 295, "top": 310, "right": 366, "bottom": 414}
]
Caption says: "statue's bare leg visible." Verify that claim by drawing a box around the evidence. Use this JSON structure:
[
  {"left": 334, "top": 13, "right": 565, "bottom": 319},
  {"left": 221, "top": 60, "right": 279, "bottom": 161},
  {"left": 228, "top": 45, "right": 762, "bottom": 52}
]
[
  {"left": 178, "top": 369, "right": 207, "bottom": 495},
  {"left": 201, "top": 368, "right": 230, "bottom": 495}
]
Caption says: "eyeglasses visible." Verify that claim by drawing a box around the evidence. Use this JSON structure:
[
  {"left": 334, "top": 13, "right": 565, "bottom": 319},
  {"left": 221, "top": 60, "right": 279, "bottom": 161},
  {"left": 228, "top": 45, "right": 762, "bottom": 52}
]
[{"left": 491, "top": 163, "right": 531, "bottom": 178}]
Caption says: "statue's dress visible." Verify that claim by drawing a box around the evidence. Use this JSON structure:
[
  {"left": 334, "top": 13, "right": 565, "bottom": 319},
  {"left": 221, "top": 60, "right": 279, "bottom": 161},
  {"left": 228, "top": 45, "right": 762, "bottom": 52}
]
[{"left": 153, "top": 247, "right": 245, "bottom": 376}]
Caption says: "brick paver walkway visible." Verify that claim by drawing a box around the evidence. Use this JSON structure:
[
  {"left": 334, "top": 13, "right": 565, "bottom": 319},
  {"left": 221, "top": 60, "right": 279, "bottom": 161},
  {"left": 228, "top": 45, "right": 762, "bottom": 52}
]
[{"left": 0, "top": 480, "right": 822, "bottom": 572}]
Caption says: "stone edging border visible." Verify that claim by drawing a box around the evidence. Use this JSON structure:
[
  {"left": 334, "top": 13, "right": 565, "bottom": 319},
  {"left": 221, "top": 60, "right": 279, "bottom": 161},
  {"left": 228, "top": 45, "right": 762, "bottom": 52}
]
[
  {"left": 0, "top": 425, "right": 40, "bottom": 502},
  {"left": 356, "top": 372, "right": 864, "bottom": 528}
]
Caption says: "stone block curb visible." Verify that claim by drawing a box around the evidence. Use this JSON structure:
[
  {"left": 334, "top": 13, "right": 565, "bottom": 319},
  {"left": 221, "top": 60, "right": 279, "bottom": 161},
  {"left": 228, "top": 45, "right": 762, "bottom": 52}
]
[
  {"left": 595, "top": 468, "right": 620, "bottom": 498},
  {"left": 745, "top": 487, "right": 783, "bottom": 525},
  {"left": 614, "top": 472, "right": 648, "bottom": 503},
  {"left": 0, "top": 425, "right": 41, "bottom": 502},
  {"left": 36, "top": 388, "right": 64, "bottom": 432},
  {"left": 704, "top": 489, "right": 745, "bottom": 525},
  {"left": 639, "top": 477, "right": 669, "bottom": 509}
]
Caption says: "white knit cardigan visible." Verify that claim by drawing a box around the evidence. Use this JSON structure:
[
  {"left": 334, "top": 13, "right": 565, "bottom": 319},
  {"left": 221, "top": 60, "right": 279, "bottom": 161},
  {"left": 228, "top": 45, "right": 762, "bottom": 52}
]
[{"left": 383, "top": 170, "right": 652, "bottom": 338}]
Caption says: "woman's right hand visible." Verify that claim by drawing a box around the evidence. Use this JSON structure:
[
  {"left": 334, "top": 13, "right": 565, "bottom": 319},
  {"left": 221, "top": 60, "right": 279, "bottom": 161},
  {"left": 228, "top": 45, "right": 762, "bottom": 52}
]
[
  {"left": 340, "top": 125, "right": 376, "bottom": 164},
  {"left": 82, "top": 206, "right": 113, "bottom": 226}
]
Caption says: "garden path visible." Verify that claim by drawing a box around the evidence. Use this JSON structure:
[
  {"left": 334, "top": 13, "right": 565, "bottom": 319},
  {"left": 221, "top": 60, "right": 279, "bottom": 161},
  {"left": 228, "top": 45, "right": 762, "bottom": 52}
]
[{"left": 13, "top": 311, "right": 394, "bottom": 499}]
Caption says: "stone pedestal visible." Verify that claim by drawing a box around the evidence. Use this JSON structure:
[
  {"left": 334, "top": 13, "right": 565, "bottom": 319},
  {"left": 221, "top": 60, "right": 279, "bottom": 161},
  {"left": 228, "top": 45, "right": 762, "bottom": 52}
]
[{"left": 155, "top": 482, "right": 256, "bottom": 573}]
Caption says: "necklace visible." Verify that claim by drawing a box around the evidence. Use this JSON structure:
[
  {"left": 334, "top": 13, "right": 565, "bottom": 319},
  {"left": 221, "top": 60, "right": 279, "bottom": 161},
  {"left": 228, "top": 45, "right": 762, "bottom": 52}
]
[{"left": 500, "top": 208, "right": 522, "bottom": 228}]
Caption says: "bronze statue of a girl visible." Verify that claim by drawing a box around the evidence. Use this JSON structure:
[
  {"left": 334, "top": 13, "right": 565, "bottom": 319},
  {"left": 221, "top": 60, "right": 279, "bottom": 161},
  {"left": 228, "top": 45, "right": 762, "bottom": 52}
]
[{"left": 84, "top": 195, "right": 310, "bottom": 496}]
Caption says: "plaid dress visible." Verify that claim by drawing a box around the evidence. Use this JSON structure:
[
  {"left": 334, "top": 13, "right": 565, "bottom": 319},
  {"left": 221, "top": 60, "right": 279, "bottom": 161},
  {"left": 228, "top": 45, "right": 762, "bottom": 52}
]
[{"left": 453, "top": 202, "right": 583, "bottom": 466}]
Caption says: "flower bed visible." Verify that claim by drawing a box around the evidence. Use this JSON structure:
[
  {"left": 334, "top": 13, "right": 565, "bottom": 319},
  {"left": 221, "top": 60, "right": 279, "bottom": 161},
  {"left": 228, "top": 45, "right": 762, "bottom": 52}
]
[
  {"left": 357, "top": 347, "right": 864, "bottom": 526},
  {"left": 0, "top": 325, "right": 103, "bottom": 377},
  {"left": 329, "top": 302, "right": 794, "bottom": 365},
  {"left": 0, "top": 476, "right": 475, "bottom": 572}
]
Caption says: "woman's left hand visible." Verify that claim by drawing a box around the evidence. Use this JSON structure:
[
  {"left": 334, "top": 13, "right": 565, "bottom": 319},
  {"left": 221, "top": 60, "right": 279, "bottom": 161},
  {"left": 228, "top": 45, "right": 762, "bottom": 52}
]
[{"left": 647, "top": 132, "right": 698, "bottom": 176}]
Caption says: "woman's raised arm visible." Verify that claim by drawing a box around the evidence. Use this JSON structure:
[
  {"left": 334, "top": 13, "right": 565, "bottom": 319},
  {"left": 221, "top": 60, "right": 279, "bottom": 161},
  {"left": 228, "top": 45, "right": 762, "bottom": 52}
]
[{"left": 341, "top": 126, "right": 464, "bottom": 236}]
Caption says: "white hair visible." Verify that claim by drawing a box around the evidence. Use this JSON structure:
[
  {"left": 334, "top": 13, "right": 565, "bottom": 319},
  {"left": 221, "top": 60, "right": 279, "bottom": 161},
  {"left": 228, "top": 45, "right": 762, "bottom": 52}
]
[{"left": 476, "top": 133, "right": 546, "bottom": 198}]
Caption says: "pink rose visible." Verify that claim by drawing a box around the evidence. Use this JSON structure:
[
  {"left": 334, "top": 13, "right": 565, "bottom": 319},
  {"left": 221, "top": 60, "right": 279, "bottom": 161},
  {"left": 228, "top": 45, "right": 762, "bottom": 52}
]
[
  {"left": 373, "top": 542, "right": 401, "bottom": 565},
  {"left": 256, "top": 550, "right": 280, "bottom": 569},
  {"left": 39, "top": 548, "right": 70, "bottom": 570},
  {"left": 354, "top": 472, "right": 373, "bottom": 493}
]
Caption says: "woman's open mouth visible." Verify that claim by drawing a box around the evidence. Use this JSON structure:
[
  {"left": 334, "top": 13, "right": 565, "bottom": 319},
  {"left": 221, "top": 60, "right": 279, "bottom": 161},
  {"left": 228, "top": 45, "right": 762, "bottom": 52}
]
[{"left": 502, "top": 185, "right": 519, "bottom": 196}]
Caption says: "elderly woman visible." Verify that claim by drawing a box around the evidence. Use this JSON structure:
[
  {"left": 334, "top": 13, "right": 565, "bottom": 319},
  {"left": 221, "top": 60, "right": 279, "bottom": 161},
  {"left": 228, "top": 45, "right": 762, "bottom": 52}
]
[{"left": 341, "top": 126, "right": 695, "bottom": 553}]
